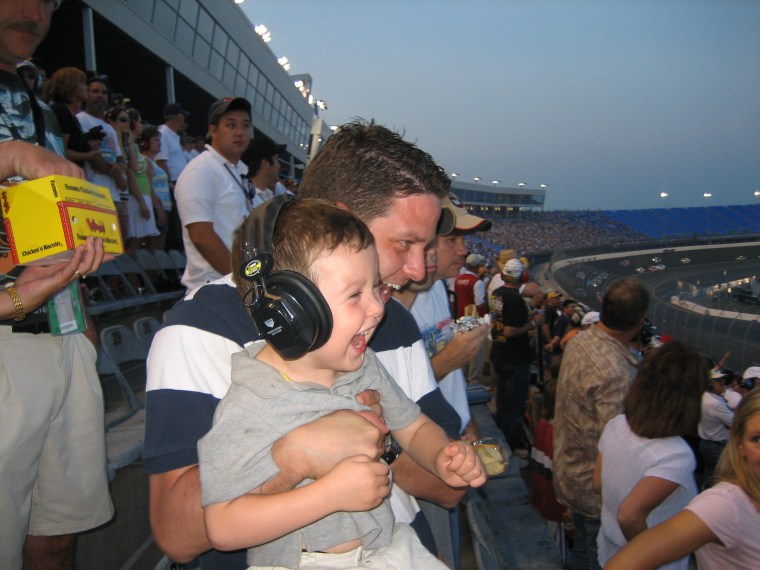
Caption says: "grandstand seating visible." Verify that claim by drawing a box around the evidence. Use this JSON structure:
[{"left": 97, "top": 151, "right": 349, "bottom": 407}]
[{"left": 604, "top": 204, "right": 760, "bottom": 239}]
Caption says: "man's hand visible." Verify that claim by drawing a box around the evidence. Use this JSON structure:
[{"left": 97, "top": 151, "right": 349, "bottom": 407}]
[
  {"left": 271, "top": 410, "right": 385, "bottom": 482},
  {"left": 7, "top": 237, "right": 109, "bottom": 319},
  {"left": 1, "top": 140, "right": 83, "bottom": 181},
  {"left": 431, "top": 324, "right": 489, "bottom": 381}
]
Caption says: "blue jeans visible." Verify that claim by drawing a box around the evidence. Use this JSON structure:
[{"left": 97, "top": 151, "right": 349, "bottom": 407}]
[
  {"left": 493, "top": 361, "right": 531, "bottom": 449},
  {"left": 570, "top": 512, "right": 601, "bottom": 570}
]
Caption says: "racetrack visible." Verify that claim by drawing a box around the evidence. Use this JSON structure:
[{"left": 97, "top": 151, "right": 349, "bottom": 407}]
[{"left": 552, "top": 243, "right": 760, "bottom": 371}]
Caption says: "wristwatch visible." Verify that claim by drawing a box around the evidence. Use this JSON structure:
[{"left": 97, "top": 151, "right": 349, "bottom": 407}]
[{"left": 381, "top": 439, "right": 403, "bottom": 465}]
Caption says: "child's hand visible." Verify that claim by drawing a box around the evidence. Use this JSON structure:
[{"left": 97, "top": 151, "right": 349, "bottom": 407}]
[
  {"left": 435, "top": 441, "right": 487, "bottom": 488},
  {"left": 322, "top": 455, "right": 390, "bottom": 512}
]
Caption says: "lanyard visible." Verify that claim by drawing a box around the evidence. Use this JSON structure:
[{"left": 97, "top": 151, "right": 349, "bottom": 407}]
[{"left": 224, "top": 163, "right": 253, "bottom": 210}]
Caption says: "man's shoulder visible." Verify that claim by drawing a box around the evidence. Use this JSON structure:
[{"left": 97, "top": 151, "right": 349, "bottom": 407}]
[
  {"left": 165, "top": 277, "right": 258, "bottom": 345},
  {"left": 369, "top": 298, "right": 422, "bottom": 352}
]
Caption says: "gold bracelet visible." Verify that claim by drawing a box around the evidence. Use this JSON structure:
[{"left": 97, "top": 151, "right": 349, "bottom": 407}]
[{"left": 4, "top": 285, "right": 25, "bottom": 321}]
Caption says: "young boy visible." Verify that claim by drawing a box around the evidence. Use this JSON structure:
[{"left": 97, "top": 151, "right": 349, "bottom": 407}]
[{"left": 197, "top": 199, "right": 485, "bottom": 569}]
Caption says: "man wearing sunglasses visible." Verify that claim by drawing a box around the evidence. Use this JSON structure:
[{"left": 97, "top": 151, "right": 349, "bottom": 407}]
[{"left": 0, "top": 1, "right": 113, "bottom": 569}]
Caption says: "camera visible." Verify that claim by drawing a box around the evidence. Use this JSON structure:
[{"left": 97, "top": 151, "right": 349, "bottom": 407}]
[{"left": 83, "top": 125, "right": 105, "bottom": 142}]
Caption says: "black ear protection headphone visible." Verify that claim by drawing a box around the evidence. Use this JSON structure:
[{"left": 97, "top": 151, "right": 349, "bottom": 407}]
[{"left": 239, "top": 195, "right": 333, "bottom": 360}]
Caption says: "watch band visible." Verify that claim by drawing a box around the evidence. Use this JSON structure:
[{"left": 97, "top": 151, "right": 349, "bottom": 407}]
[{"left": 4, "top": 285, "right": 25, "bottom": 321}]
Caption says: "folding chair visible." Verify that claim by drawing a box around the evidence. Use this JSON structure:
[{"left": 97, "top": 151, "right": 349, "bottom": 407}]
[
  {"left": 115, "top": 254, "right": 183, "bottom": 304},
  {"left": 85, "top": 260, "right": 145, "bottom": 315},
  {"left": 132, "top": 315, "right": 162, "bottom": 350},
  {"left": 95, "top": 346, "right": 143, "bottom": 429},
  {"left": 100, "top": 324, "right": 148, "bottom": 404},
  {"left": 168, "top": 249, "right": 187, "bottom": 272}
]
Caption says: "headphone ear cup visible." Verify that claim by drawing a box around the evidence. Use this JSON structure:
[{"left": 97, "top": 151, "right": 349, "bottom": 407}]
[{"left": 251, "top": 271, "right": 333, "bottom": 360}]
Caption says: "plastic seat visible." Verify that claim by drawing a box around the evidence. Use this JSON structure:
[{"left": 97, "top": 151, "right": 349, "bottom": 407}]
[{"left": 132, "top": 315, "right": 162, "bottom": 350}]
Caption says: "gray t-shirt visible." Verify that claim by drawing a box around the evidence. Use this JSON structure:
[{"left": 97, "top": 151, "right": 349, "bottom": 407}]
[{"left": 198, "top": 342, "right": 421, "bottom": 568}]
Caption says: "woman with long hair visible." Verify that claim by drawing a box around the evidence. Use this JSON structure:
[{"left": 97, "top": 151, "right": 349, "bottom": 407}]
[
  {"left": 106, "top": 106, "right": 157, "bottom": 257},
  {"left": 42, "top": 67, "right": 102, "bottom": 166},
  {"left": 593, "top": 341, "right": 706, "bottom": 569},
  {"left": 606, "top": 388, "right": 760, "bottom": 568}
]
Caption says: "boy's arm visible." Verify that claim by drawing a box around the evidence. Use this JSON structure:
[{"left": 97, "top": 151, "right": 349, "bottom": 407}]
[
  {"left": 204, "top": 455, "right": 389, "bottom": 552},
  {"left": 393, "top": 414, "right": 486, "bottom": 488}
]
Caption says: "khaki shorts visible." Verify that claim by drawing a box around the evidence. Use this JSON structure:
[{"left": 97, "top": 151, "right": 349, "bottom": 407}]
[
  {"left": 0, "top": 328, "right": 113, "bottom": 569},
  {"left": 250, "top": 523, "right": 447, "bottom": 569}
]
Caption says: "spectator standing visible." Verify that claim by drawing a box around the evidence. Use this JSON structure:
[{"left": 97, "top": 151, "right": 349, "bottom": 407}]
[
  {"left": 0, "top": 2, "right": 113, "bottom": 568},
  {"left": 394, "top": 195, "right": 490, "bottom": 569},
  {"left": 240, "top": 136, "right": 286, "bottom": 207},
  {"left": 174, "top": 97, "right": 252, "bottom": 292},
  {"left": 144, "top": 120, "right": 457, "bottom": 568},
  {"left": 77, "top": 76, "right": 128, "bottom": 238},
  {"left": 607, "top": 388, "right": 760, "bottom": 569},
  {"left": 553, "top": 277, "right": 649, "bottom": 570},
  {"left": 455, "top": 253, "right": 487, "bottom": 318},
  {"left": 156, "top": 102, "right": 190, "bottom": 250},
  {"left": 489, "top": 258, "right": 545, "bottom": 459},
  {"left": 139, "top": 126, "right": 171, "bottom": 251},
  {"left": 593, "top": 341, "right": 706, "bottom": 568},
  {"left": 698, "top": 369, "right": 734, "bottom": 490},
  {"left": 42, "top": 66, "right": 101, "bottom": 167},
  {"left": 547, "top": 298, "right": 578, "bottom": 355}
]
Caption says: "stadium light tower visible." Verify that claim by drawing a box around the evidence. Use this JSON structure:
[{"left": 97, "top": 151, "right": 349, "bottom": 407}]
[
  {"left": 660, "top": 192, "right": 668, "bottom": 240},
  {"left": 703, "top": 193, "right": 712, "bottom": 236},
  {"left": 754, "top": 190, "right": 760, "bottom": 234}
]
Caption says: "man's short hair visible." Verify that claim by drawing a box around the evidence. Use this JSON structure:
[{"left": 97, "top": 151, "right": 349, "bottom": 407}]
[
  {"left": 600, "top": 277, "right": 650, "bottom": 332},
  {"left": 299, "top": 119, "right": 450, "bottom": 223}
]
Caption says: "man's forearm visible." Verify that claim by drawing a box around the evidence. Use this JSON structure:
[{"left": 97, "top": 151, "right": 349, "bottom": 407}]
[{"left": 150, "top": 468, "right": 212, "bottom": 563}]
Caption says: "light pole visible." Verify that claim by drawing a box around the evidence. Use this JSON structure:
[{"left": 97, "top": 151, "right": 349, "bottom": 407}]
[
  {"left": 660, "top": 192, "right": 668, "bottom": 239},
  {"left": 754, "top": 190, "right": 760, "bottom": 235},
  {"left": 703, "top": 193, "right": 712, "bottom": 236}
]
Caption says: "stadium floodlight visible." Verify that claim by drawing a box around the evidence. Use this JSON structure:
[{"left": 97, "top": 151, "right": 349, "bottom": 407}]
[
  {"left": 473, "top": 177, "right": 481, "bottom": 182},
  {"left": 517, "top": 182, "right": 526, "bottom": 187},
  {"left": 754, "top": 191, "right": 760, "bottom": 197},
  {"left": 450, "top": 172, "right": 459, "bottom": 177},
  {"left": 277, "top": 56, "right": 290, "bottom": 71},
  {"left": 492, "top": 180, "right": 501, "bottom": 184},
  {"left": 254, "top": 24, "right": 271, "bottom": 43},
  {"left": 540, "top": 184, "right": 548, "bottom": 189},
  {"left": 703, "top": 193, "right": 712, "bottom": 198},
  {"left": 660, "top": 192, "right": 668, "bottom": 198}
]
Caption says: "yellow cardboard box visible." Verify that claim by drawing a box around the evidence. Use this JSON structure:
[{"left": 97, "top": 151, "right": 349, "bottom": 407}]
[{"left": 1, "top": 175, "right": 123, "bottom": 266}]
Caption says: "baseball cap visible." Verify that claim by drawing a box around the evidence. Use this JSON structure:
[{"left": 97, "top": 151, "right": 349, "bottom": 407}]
[
  {"left": 439, "top": 193, "right": 492, "bottom": 235},
  {"left": 466, "top": 253, "right": 485, "bottom": 267},
  {"left": 710, "top": 369, "right": 727, "bottom": 381},
  {"left": 743, "top": 366, "right": 760, "bottom": 381},
  {"left": 208, "top": 97, "right": 251, "bottom": 125},
  {"left": 164, "top": 102, "right": 190, "bottom": 118},
  {"left": 546, "top": 291, "right": 562, "bottom": 300},
  {"left": 581, "top": 311, "right": 600, "bottom": 326},
  {"left": 503, "top": 258, "right": 526, "bottom": 278}
]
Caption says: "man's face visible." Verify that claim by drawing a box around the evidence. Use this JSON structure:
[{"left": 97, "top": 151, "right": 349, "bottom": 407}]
[
  {"left": 563, "top": 303, "right": 578, "bottom": 316},
  {"left": 435, "top": 234, "right": 468, "bottom": 280},
  {"left": 366, "top": 193, "right": 440, "bottom": 289},
  {"left": 86, "top": 81, "right": 109, "bottom": 116},
  {"left": 209, "top": 110, "right": 252, "bottom": 163},
  {"left": 263, "top": 154, "right": 280, "bottom": 188},
  {"left": 171, "top": 114, "right": 187, "bottom": 135},
  {"left": 0, "top": 0, "right": 54, "bottom": 73}
]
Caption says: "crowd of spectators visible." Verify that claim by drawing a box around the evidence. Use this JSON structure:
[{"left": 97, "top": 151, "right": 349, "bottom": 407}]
[{"left": 467, "top": 210, "right": 649, "bottom": 259}]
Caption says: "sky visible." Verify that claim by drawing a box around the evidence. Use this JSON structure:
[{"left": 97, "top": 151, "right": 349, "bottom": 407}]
[{"left": 240, "top": 0, "right": 760, "bottom": 211}]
